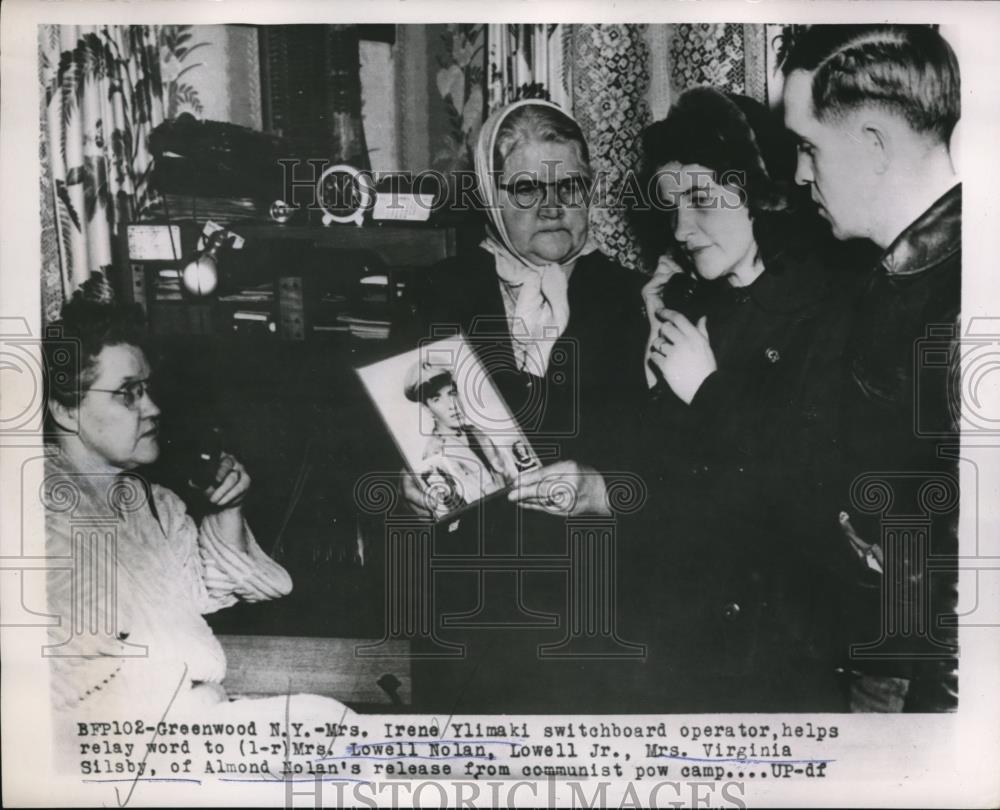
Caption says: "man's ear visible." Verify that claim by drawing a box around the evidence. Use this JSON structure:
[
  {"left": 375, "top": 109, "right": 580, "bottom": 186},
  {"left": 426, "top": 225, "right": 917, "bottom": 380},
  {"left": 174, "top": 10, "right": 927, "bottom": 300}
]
[
  {"left": 48, "top": 398, "right": 79, "bottom": 435},
  {"left": 860, "top": 120, "right": 891, "bottom": 175}
]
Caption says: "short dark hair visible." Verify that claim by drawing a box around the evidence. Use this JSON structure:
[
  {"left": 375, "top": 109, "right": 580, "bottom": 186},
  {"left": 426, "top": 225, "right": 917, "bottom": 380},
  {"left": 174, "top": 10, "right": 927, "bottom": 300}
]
[
  {"left": 494, "top": 103, "right": 592, "bottom": 181},
  {"left": 640, "top": 87, "right": 793, "bottom": 215},
  {"left": 43, "top": 272, "right": 146, "bottom": 414},
  {"left": 780, "top": 24, "right": 960, "bottom": 144},
  {"left": 633, "top": 87, "right": 797, "bottom": 267}
]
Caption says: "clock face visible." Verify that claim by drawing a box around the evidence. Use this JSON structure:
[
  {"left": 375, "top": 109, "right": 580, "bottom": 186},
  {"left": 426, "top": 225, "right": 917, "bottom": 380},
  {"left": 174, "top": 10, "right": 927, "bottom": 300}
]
[
  {"left": 269, "top": 199, "right": 294, "bottom": 223},
  {"left": 317, "top": 165, "right": 375, "bottom": 224}
]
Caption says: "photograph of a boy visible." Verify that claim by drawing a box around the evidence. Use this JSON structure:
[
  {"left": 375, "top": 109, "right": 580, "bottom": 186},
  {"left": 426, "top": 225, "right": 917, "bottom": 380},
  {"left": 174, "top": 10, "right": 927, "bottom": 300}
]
[{"left": 404, "top": 361, "right": 517, "bottom": 509}]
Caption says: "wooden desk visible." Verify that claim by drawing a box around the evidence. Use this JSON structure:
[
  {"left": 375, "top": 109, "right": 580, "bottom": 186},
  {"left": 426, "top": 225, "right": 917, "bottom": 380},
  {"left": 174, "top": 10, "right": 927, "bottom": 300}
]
[{"left": 219, "top": 635, "right": 410, "bottom": 709}]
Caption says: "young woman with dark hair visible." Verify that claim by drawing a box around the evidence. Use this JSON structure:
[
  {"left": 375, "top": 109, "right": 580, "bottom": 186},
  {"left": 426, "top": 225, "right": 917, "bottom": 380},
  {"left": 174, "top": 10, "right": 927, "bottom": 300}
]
[{"left": 606, "top": 87, "right": 878, "bottom": 711}]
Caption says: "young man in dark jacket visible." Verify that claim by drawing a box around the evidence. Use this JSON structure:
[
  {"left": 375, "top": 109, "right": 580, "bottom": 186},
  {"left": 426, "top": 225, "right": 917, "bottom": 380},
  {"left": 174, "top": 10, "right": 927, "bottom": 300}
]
[{"left": 782, "top": 24, "right": 961, "bottom": 711}]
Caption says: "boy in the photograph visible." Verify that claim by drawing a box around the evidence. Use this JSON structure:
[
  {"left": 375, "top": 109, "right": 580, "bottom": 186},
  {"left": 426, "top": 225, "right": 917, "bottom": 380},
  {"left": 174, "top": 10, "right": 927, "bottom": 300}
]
[
  {"left": 782, "top": 24, "right": 961, "bottom": 711},
  {"left": 405, "top": 362, "right": 517, "bottom": 510}
]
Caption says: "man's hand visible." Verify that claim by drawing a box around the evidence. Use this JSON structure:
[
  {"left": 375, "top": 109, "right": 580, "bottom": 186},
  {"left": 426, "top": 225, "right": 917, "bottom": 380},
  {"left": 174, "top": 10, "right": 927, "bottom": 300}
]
[
  {"left": 648, "top": 308, "right": 717, "bottom": 405},
  {"left": 507, "top": 460, "right": 610, "bottom": 516},
  {"left": 840, "top": 511, "right": 884, "bottom": 574}
]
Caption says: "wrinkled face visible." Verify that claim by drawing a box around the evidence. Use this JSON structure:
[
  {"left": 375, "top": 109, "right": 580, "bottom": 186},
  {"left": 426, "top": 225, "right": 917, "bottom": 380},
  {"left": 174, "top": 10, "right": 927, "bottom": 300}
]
[
  {"left": 656, "top": 162, "right": 758, "bottom": 285},
  {"left": 498, "top": 139, "right": 590, "bottom": 265},
  {"left": 70, "top": 344, "right": 161, "bottom": 470},
  {"left": 424, "top": 382, "right": 463, "bottom": 431},
  {"left": 783, "top": 70, "right": 879, "bottom": 241}
]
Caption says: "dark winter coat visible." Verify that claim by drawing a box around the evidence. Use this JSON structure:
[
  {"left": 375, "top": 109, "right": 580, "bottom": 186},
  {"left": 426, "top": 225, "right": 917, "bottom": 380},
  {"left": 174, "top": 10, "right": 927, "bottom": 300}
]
[
  {"left": 402, "top": 245, "right": 650, "bottom": 473},
  {"left": 832, "top": 184, "right": 961, "bottom": 711},
  {"left": 613, "top": 213, "right": 872, "bottom": 711}
]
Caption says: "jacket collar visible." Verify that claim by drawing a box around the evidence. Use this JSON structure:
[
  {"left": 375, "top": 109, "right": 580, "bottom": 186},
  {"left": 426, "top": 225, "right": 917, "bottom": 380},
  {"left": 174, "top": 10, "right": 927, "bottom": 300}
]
[
  {"left": 725, "top": 239, "right": 831, "bottom": 315},
  {"left": 880, "top": 184, "right": 961, "bottom": 277},
  {"left": 718, "top": 211, "right": 837, "bottom": 313}
]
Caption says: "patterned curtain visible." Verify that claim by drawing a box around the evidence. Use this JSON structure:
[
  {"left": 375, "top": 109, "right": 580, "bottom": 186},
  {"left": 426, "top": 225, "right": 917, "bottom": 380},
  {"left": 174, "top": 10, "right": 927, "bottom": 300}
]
[
  {"left": 571, "top": 26, "right": 651, "bottom": 272},
  {"left": 38, "top": 25, "right": 207, "bottom": 323},
  {"left": 486, "top": 24, "right": 572, "bottom": 110},
  {"left": 485, "top": 24, "right": 651, "bottom": 271},
  {"left": 670, "top": 23, "right": 770, "bottom": 103},
  {"left": 431, "top": 24, "right": 486, "bottom": 174}
]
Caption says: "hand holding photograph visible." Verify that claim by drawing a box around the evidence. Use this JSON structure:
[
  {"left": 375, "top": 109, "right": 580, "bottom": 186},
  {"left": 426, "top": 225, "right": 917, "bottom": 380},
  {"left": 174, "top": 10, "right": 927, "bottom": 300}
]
[{"left": 357, "top": 335, "right": 540, "bottom": 520}]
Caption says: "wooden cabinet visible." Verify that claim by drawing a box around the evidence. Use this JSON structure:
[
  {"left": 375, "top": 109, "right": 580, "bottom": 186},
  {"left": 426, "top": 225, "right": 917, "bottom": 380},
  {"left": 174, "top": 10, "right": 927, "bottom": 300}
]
[{"left": 118, "top": 220, "right": 458, "bottom": 340}]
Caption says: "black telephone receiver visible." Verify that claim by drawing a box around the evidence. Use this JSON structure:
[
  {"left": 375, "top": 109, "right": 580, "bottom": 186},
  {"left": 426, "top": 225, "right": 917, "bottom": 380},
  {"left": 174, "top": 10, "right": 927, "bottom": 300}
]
[
  {"left": 659, "top": 250, "right": 708, "bottom": 323},
  {"left": 188, "top": 426, "right": 224, "bottom": 490}
]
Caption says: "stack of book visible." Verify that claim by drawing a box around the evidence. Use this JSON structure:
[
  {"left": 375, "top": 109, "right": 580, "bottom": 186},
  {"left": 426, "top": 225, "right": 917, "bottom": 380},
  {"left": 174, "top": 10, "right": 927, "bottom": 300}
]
[
  {"left": 155, "top": 269, "right": 183, "bottom": 301},
  {"left": 218, "top": 282, "right": 277, "bottom": 336},
  {"left": 217, "top": 281, "right": 275, "bottom": 306},
  {"left": 345, "top": 274, "right": 395, "bottom": 339},
  {"left": 311, "top": 275, "right": 399, "bottom": 340},
  {"left": 312, "top": 292, "right": 351, "bottom": 335},
  {"left": 333, "top": 314, "right": 391, "bottom": 340}
]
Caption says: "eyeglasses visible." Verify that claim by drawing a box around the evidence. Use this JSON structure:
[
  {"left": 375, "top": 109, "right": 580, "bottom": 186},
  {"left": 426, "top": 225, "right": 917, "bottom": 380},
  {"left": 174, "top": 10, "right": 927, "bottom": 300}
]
[
  {"left": 87, "top": 378, "right": 155, "bottom": 410},
  {"left": 497, "top": 176, "right": 591, "bottom": 209}
]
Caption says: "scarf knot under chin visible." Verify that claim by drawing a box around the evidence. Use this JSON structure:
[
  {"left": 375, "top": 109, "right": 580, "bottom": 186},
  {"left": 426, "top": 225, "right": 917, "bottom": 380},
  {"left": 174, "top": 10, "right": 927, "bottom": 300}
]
[{"left": 484, "top": 237, "right": 588, "bottom": 375}]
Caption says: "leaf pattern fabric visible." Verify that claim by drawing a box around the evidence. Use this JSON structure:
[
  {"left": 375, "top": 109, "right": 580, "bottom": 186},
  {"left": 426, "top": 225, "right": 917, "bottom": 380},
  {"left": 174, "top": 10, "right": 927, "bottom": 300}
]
[
  {"left": 38, "top": 25, "right": 208, "bottom": 323},
  {"left": 431, "top": 24, "right": 486, "bottom": 175}
]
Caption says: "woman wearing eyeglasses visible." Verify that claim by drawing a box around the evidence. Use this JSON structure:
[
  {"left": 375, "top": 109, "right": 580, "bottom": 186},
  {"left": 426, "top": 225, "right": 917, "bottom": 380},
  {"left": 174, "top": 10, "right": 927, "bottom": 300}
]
[
  {"left": 395, "top": 101, "right": 649, "bottom": 711},
  {"left": 42, "top": 273, "right": 292, "bottom": 714},
  {"left": 405, "top": 100, "right": 648, "bottom": 474}
]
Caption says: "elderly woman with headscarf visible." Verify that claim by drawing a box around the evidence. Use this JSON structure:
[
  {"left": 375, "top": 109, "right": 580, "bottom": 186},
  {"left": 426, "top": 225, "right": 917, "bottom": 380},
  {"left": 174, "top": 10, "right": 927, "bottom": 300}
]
[
  {"left": 406, "top": 100, "right": 648, "bottom": 493},
  {"left": 396, "top": 101, "right": 648, "bottom": 711}
]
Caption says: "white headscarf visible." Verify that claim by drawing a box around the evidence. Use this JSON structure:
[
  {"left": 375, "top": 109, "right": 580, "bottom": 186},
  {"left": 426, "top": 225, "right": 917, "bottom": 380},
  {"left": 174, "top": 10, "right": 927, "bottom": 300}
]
[{"left": 474, "top": 99, "right": 596, "bottom": 376}]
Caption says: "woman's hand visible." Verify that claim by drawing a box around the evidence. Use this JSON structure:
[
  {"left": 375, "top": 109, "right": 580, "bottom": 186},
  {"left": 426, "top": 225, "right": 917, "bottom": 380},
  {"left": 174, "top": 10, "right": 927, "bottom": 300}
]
[
  {"left": 642, "top": 254, "right": 686, "bottom": 325},
  {"left": 507, "top": 460, "right": 610, "bottom": 516},
  {"left": 203, "top": 452, "right": 251, "bottom": 510},
  {"left": 840, "top": 511, "right": 884, "bottom": 574},
  {"left": 199, "top": 453, "right": 251, "bottom": 554},
  {"left": 401, "top": 470, "right": 435, "bottom": 518},
  {"left": 648, "top": 308, "right": 717, "bottom": 405},
  {"left": 642, "top": 256, "right": 686, "bottom": 387}
]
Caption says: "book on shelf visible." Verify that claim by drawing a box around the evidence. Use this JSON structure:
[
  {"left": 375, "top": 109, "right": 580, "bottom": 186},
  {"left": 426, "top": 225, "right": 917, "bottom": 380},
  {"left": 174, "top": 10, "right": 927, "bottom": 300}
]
[
  {"left": 334, "top": 313, "right": 391, "bottom": 340},
  {"left": 218, "top": 281, "right": 276, "bottom": 304},
  {"left": 155, "top": 269, "right": 183, "bottom": 301},
  {"left": 231, "top": 309, "right": 277, "bottom": 336}
]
